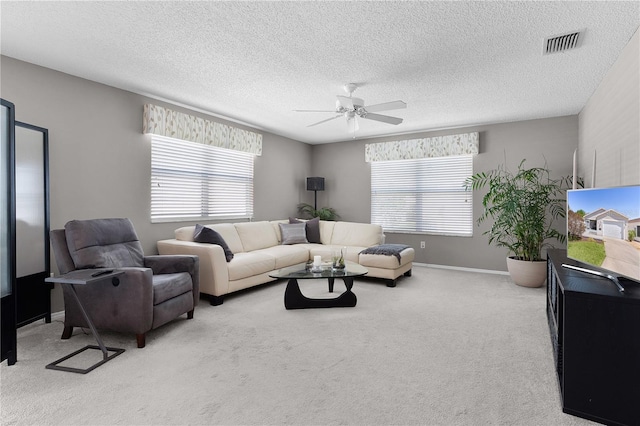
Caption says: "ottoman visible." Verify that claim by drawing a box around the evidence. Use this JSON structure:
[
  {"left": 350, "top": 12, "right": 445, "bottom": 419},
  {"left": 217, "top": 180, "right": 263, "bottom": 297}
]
[{"left": 358, "top": 244, "right": 415, "bottom": 287}]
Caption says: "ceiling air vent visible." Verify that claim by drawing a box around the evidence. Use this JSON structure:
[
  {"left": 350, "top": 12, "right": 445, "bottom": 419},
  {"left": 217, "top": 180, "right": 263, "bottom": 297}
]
[{"left": 544, "top": 30, "right": 583, "bottom": 55}]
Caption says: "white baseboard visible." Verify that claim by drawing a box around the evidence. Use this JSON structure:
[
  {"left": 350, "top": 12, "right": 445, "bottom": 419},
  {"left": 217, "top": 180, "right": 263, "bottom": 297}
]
[{"left": 414, "top": 262, "right": 510, "bottom": 276}]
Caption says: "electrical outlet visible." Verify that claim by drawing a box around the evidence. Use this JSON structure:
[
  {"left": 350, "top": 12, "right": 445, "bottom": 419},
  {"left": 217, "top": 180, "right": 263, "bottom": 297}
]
[{"left": 420, "top": 241, "right": 425, "bottom": 249}]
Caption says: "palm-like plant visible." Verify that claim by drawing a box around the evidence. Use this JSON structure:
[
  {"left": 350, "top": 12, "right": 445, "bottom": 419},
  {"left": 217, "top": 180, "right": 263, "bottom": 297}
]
[
  {"left": 464, "top": 159, "right": 572, "bottom": 261},
  {"left": 296, "top": 203, "right": 340, "bottom": 221}
]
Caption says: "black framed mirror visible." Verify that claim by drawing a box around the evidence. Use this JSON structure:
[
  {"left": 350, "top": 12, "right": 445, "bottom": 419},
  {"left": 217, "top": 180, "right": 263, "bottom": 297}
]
[
  {"left": 14, "top": 121, "right": 51, "bottom": 328},
  {"left": 1, "top": 99, "right": 17, "bottom": 365}
]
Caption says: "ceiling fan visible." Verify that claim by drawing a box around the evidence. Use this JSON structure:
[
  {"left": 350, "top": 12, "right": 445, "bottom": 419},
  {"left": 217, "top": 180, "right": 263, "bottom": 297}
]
[{"left": 295, "top": 83, "right": 406, "bottom": 136}]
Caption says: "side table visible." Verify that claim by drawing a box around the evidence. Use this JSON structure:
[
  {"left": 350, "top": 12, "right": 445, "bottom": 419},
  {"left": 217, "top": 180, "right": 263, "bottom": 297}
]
[{"left": 45, "top": 269, "right": 126, "bottom": 374}]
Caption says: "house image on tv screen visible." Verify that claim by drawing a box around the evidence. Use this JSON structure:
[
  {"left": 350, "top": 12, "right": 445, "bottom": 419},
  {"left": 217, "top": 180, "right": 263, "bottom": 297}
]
[
  {"left": 630, "top": 217, "right": 640, "bottom": 239},
  {"left": 566, "top": 185, "right": 640, "bottom": 282},
  {"left": 583, "top": 208, "right": 633, "bottom": 240}
]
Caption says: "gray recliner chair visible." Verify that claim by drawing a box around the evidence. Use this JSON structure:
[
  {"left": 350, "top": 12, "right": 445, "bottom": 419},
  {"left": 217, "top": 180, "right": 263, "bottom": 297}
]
[{"left": 50, "top": 218, "right": 199, "bottom": 348}]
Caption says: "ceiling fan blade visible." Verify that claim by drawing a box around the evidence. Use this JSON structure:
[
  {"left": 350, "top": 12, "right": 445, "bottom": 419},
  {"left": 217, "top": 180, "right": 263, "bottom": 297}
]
[
  {"left": 294, "top": 109, "right": 336, "bottom": 113},
  {"left": 362, "top": 113, "right": 403, "bottom": 125},
  {"left": 364, "top": 100, "right": 407, "bottom": 113},
  {"left": 307, "top": 115, "right": 342, "bottom": 127}
]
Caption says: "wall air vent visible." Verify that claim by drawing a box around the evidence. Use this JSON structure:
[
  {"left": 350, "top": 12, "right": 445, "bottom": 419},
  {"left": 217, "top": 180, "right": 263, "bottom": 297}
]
[{"left": 544, "top": 30, "right": 583, "bottom": 55}]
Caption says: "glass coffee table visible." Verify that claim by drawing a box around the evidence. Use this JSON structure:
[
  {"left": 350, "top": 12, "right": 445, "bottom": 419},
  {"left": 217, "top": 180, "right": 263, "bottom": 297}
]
[{"left": 269, "top": 261, "right": 368, "bottom": 309}]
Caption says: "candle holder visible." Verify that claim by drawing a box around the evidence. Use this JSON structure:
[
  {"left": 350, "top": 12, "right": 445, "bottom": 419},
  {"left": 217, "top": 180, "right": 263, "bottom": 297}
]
[{"left": 311, "top": 255, "right": 323, "bottom": 272}]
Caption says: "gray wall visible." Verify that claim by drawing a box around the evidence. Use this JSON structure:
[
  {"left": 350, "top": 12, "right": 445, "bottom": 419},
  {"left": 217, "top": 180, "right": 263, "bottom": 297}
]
[
  {"left": 1, "top": 56, "right": 311, "bottom": 311},
  {"left": 578, "top": 28, "right": 639, "bottom": 187},
  {"left": 312, "top": 116, "right": 579, "bottom": 271}
]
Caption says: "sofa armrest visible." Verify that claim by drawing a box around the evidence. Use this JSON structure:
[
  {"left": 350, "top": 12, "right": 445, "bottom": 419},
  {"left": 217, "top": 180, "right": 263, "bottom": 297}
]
[
  {"left": 157, "top": 239, "right": 230, "bottom": 297},
  {"left": 144, "top": 255, "right": 200, "bottom": 301}
]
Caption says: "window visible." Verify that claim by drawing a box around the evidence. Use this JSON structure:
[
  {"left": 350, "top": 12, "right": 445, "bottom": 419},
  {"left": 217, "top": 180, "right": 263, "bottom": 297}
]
[
  {"left": 371, "top": 155, "right": 473, "bottom": 236},
  {"left": 151, "top": 135, "right": 254, "bottom": 223}
]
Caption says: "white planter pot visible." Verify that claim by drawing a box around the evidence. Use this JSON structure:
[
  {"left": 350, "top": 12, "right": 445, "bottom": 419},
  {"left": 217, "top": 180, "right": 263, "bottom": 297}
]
[{"left": 506, "top": 256, "right": 547, "bottom": 288}]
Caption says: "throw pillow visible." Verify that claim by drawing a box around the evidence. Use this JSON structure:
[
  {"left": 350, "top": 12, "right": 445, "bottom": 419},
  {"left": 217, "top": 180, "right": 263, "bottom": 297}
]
[
  {"left": 289, "top": 217, "right": 321, "bottom": 243},
  {"left": 279, "top": 222, "right": 308, "bottom": 245},
  {"left": 193, "top": 224, "right": 234, "bottom": 262}
]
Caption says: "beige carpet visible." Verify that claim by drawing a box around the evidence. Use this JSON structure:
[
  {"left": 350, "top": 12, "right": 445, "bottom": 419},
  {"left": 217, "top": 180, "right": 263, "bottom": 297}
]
[{"left": 0, "top": 265, "right": 595, "bottom": 425}]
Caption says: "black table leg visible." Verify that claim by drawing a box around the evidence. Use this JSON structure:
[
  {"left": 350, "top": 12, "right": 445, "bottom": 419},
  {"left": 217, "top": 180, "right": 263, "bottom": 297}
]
[
  {"left": 343, "top": 277, "right": 354, "bottom": 291},
  {"left": 284, "top": 278, "right": 357, "bottom": 310}
]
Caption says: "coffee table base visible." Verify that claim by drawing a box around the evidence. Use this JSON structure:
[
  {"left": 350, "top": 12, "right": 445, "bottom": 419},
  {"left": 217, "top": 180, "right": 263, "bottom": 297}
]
[{"left": 284, "top": 278, "right": 357, "bottom": 309}]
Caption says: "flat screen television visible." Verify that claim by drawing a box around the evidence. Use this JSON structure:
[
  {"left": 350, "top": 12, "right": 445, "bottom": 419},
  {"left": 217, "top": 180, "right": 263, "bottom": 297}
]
[{"left": 566, "top": 185, "right": 640, "bottom": 291}]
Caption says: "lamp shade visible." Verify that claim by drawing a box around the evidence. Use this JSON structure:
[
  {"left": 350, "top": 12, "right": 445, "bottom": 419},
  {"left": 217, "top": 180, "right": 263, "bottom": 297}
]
[{"left": 306, "top": 177, "right": 325, "bottom": 191}]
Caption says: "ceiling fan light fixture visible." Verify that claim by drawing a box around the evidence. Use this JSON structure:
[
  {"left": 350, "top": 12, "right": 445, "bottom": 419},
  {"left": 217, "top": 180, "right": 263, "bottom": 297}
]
[{"left": 296, "top": 83, "right": 406, "bottom": 132}]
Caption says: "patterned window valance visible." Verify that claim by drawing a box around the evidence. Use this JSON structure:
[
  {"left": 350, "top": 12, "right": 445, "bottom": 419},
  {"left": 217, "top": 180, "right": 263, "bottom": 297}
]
[
  {"left": 143, "top": 104, "right": 262, "bottom": 156},
  {"left": 365, "top": 132, "right": 479, "bottom": 162}
]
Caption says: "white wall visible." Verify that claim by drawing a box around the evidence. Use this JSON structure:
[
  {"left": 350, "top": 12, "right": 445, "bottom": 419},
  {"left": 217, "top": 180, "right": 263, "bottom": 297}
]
[{"left": 579, "top": 28, "right": 640, "bottom": 187}]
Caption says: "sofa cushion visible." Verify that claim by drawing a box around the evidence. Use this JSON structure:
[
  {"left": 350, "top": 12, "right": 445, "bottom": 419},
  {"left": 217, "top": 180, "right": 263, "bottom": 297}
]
[
  {"left": 65, "top": 218, "right": 145, "bottom": 269},
  {"left": 279, "top": 222, "right": 308, "bottom": 245},
  {"left": 360, "top": 247, "right": 415, "bottom": 269},
  {"left": 253, "top": 245, "right": 310, "bottom": 269},
  {"left": 193, "top": 224, "right": 234, "bottom": 262},
  {"left": 271, "top": 220, "right": 289, "bottom": 242},
  {"left": 289, "top": 217, "right": 321, "bottom": 243},
  {"left": 319, "top": 220, "right": 336, "bottom": 245},
  {"left": 227, "top": 252, "right": 276, "bottom": 281},
  {"left": 235, "top": 221, "right": 279, "bottom": 252},
  {"left": 330, "top": 222, "right": 383, "bottom": 247},
  {"left": 207, "top": 223, "right": 245, "bottom": 254},
  {"left": 175, "top": 223, "right": 244, "bottom": 253},
  {"left": 359, "top": 244, "right": 410, "bottom": 264},
  {"left": 308, "top": 245, "right": 364, "bottom": 264}
]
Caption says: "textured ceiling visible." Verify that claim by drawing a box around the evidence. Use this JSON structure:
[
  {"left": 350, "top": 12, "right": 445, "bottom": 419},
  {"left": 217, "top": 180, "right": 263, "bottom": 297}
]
[{"left": 1, "top": 1, "right": 639, "bottom": 144}]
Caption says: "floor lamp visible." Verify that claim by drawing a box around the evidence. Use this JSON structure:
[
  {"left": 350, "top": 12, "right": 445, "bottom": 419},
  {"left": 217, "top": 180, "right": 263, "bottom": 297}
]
[{"left": 306, "top": 177, "right": 325, "bottom": 210}]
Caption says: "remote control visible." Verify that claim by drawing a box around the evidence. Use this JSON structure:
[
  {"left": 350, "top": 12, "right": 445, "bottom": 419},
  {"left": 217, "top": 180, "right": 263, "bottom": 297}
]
[{"left": 91, "top": 269, "right": 113, "bottom": 277}]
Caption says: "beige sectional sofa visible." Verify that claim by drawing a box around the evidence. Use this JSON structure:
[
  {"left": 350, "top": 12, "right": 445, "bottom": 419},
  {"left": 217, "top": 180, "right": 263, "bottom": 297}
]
[{"left": 157, "top": 220, "right": 414, "bottom": 305}]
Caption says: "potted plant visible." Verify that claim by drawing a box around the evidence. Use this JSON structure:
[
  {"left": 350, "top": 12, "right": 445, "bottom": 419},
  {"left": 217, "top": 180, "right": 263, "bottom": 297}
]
[
  {"left": 464, "top": 159, "right": 572, "bottom": 287},
  {"left": 297, "top": 203, "right": 340, "bottom": 221}
]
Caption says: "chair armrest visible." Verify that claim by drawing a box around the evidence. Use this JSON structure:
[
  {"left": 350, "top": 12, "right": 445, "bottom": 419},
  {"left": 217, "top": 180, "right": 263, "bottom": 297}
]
[
  {"left": 144, "top": 255, "right": 198, "bottom": 275},
  {"left": 144, "top": 255, "right": 200, "bottom": 303}
]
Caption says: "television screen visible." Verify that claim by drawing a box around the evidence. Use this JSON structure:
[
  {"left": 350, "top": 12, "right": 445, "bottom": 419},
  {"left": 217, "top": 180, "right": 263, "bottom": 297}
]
[{"left": 567, "top": 185, "right": 640, "bottom": 282}]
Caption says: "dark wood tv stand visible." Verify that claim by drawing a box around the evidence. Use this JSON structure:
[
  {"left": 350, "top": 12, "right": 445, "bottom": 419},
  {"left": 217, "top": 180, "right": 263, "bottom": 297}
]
[{"left": 546, "top": 249, "right": 640, "bottom": 426}]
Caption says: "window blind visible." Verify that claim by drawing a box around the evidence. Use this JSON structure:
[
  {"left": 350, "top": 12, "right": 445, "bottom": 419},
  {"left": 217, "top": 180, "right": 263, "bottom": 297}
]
[
  {"left": 371, "top": 155, "right": 473, "bottom": 236},
  {"left": 151, "top": 135, "right": 254, "bottom": 223}
]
